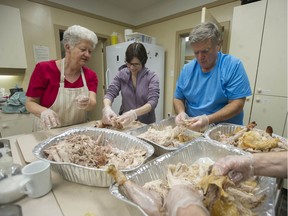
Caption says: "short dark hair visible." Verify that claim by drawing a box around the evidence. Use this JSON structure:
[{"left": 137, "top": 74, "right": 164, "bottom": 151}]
[{"left": 125, "top": 42, "right": 148, "bottom": 66}]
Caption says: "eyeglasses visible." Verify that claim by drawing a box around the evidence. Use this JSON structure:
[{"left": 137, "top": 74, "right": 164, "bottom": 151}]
[
  {"left": 193, "top": 48, "right": 211, "bottom": 56},
  {"left": 126, "top": 62, "right": 141, "bottom": 68}
]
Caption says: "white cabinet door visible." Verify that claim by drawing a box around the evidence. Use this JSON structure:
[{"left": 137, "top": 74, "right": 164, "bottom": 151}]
[
  {"left": 228, "top": 0, "right": 267, "bottom": 126},
  {"left": 250, "top": 95, "right": 287, "bottom": 136},
  {"left": 229, "top": 0, "right": 266, "bottom": 93},
  {"left": 255, "top": 0, "right": 287, "bottom": 97},
  {"left": 0, "top": 4, "right": 27, "bottom": 68}
]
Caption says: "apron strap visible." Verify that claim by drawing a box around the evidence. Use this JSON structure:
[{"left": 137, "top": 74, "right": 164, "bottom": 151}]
[{"left": 61, "top": 58, "right": 87, "bottom": 87}]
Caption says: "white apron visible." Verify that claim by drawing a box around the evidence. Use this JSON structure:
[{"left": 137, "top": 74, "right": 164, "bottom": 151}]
[{"left": 33, "top": 59, "right": 89, "bottom": 131}]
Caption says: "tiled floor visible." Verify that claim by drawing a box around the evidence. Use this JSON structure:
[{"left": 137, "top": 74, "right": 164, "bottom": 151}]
[{"left": 276, "top": 188, "right": 287, "bottom": 216}]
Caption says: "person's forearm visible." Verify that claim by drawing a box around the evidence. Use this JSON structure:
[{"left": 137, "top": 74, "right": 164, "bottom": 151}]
[
  {"left": 26, "top": 100, "right": 46, "bottom": 118},
  {"left": 208, "top": 98, "right": 245, "bottom": 124},
  {"left": 103, "top": 98, "right": 112, "bottom": 107},
  {"left": 253, "top": 152, "right": 288, "bottom": 178},
  {"left": 134, "top": 104, "right": 151, "bottom": 117},
  {"left": 173, "top": 98, "right": 185, "bottom": 114}
]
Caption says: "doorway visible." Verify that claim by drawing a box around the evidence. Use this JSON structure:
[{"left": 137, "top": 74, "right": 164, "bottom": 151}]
[{"left": 54, "top": 25, "right": 108, "bottom": 121}]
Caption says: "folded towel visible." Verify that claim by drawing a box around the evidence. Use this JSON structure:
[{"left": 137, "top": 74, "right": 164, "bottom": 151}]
[{"left": 2, "top": 92, "right": 29, "bottom": 114}]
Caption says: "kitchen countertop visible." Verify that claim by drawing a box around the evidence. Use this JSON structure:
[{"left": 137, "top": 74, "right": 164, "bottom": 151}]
[
  {"left": 0, "top": 111, "right": 33, "bottom": 121},
  {"left": 6, "top": 121, "right": 142, "bottom": 216}
]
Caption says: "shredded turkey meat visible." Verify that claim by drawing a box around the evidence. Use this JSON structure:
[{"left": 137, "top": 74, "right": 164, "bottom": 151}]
[
  {"left": 137, "top": 126, "right": 196, "bottom": 147},
  {"left": 43, "top": 134, "right": 147, "bottom": 169},
  {"left": 94, "top": 119, "right": 145, "bottom": 131},
  {"left": 108, "top": 158, "right": 267, "bottom": 216},
  {"left": 217, "top": 123, "right": 287, "bottom": 152}
]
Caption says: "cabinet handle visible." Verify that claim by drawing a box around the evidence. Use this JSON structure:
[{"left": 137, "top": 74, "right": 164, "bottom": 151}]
[
  {"left": 257, "top": 88, "right": 262, "bottom": 93},
  {"left": 246, "top": 98, "right": 250, "bottom": 102},
  {"left": 255, "top": 97, "right": 261, "bottom": 103}
]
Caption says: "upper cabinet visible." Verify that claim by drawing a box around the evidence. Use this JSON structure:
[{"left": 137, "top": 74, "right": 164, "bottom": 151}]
[
  {"left": 255, "top": 0, "right": 287, "bottom": 97},
  {"left": 0, "top": 4, "right": 27, "bottom": 68}
]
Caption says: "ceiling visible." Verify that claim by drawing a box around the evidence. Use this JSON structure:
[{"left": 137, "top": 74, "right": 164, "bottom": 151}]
[{"left": 31, "top": 0, "right": 238, "bottom": 27}]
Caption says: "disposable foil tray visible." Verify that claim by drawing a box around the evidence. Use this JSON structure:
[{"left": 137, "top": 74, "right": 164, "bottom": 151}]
[
  {"left": 128, "top": 117, "right": 202, "bottom": 156},
  {"left": 204, "top": 123, "right": 287, "bottom": 151},
  {"left": 33, "top": 127, "right": 154, "bottom": 187},
  {"left": 110, "top": 137, "right": 276, "bottom": 216}
]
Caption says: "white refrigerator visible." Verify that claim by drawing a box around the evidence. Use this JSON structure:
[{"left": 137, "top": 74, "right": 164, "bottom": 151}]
[{"left": 105, "top": 41, "right": 165, "bottom": 122}]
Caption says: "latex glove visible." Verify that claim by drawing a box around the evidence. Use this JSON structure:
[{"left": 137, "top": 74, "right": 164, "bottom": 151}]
[
  {"left": 185, "top": 115, "right": 209, "bottom": 132},
  {"left": 212, "top": 155, "right": 254, "bottom": 183},
  {"left": 102, "top": 106, "right": 117, "bottom": 125},
  {"left": 166, "top": 185, "right": 209, "bottom": 216},
  {"left": 75, "top": 95, "right": 89, "bottom": 110},
  {"left": 175, "top": 112, "right": 188, "bottom": 125},
  {"left": 116, "top": 110, "right": 137, "bottom": 127},
  {"left": 40, "top": 109, "right": 61, "bottom": 130}
]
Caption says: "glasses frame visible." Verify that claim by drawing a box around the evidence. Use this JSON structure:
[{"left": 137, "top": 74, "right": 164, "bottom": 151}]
[{"left": 126, "top": 62, "right": 142, "bottom": 68}]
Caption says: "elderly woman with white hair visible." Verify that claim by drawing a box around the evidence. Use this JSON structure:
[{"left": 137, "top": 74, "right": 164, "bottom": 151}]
[{"left": 26, "top": 25, "right": 98, "bottom": 131}]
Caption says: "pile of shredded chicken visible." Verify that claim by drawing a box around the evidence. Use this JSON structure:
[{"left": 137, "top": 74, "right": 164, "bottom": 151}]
[
  {"left": 43, "top": 134, "right": 147, "bottom": 169},
  {"left": 137, "top": 125, "right": 197, "bottom": 147},
  {"left": 94, "top": 119, "right": 145, "bottom": 131},
  {"left": 217, "top": 122, "right": 288, "bottom": 152},
  {"left": 108, "top": 159, "right": 267, "bottom": 216}
]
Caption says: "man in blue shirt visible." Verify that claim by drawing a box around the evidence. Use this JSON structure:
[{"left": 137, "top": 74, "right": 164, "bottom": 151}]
[{"left": 174, "top": 22, "right": 251, "bottom": 132}]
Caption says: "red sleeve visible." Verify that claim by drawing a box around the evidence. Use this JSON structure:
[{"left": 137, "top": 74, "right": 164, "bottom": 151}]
[{"left": 26, "top": 61, "right": 60, "bottom": 107}]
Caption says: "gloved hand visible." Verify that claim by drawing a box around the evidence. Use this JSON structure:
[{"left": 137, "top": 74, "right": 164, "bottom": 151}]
[
  {"left": 102, "top": 106, "right": 117, "bottom": 125},
  {"left": 185, "top": 115, "right": 209, "bottom": 132},
  {"left": 75, "top": 95, "right": 90, "bottom": 110},
  {"left": 166, "top": 184, "right": 209, "bottom": 216},
  {"left": 212, "top": 155, "right": 254, "bottom": 183},
  {"left": 40, "top": 109, "right": 61, "bottom": 130},
  {"left": 116, "top": 110, "right": 137, "bottom": 127},
  {"left": 175, "top": 112, "right": 188, "bottom": 125}
]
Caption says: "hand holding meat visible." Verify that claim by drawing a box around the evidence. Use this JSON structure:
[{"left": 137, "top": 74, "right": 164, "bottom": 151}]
[
  {"left": 212, "top": 155, "right": 254, "bottom": 183},
  {"left": 117, "top": 110, "right": 137, "bottom": 127},
  {"left": 166, "top": 184, "right": 209, "bottom": 216},
  {"left": 102, "top": 106, "right": 117, "bottom": 125},
  {"left": 175, "top": 112, "right": 188, "bottom": 125},
  {"left": 183, "top": 115, "right": 209, "bottom": 132},
  {"left": 40, "top": 109, "right": 61, "bottom": 130},
  {"left": 75, "top": 95, "right": 89, "bottom": 110}
]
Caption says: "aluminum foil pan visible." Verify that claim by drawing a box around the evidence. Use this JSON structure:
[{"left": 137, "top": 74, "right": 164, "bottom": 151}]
[
  {"left": 110, "top": 137, "right": 276, "bottom": 216},
  {"left": 204, "top": 123, "right": 287, "bottom": 150},
  {"left": 128, "top": 117, "right": 202, "bottom": 156},
  {"left": 33, "top": 127, "right": 154, "bottom": 187}
]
